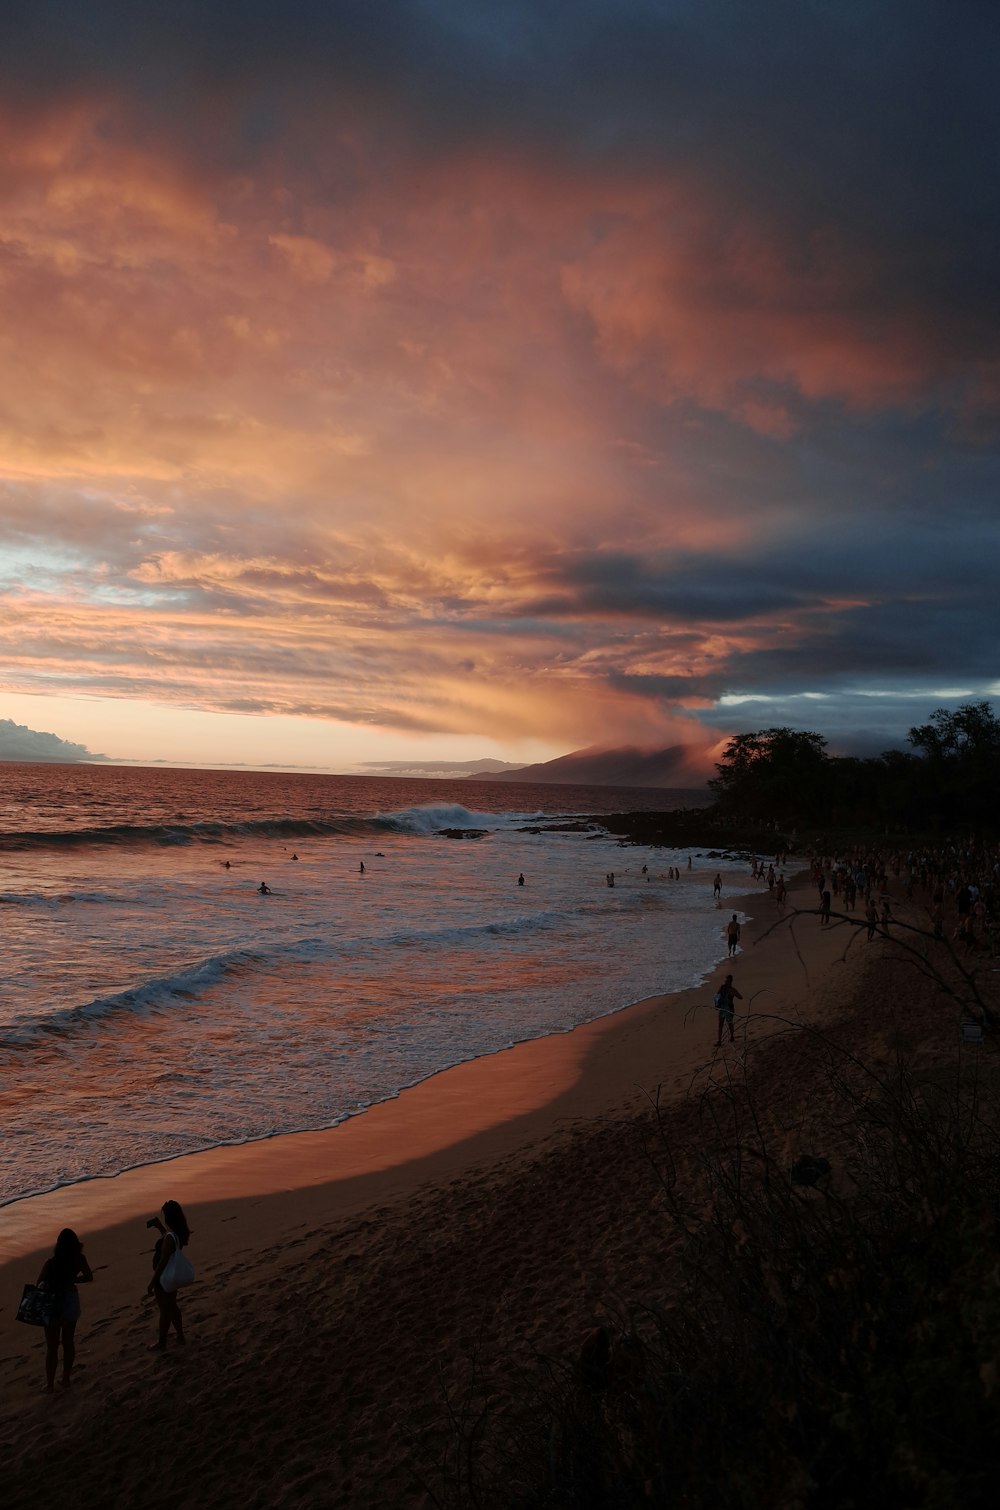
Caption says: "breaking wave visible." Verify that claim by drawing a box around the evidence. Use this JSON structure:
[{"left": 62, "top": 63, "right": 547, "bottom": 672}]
[{"left": 0, "top": 804, "right": 499, "bottom": 852}]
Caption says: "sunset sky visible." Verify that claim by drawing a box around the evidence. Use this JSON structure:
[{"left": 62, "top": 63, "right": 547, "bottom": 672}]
[{"left": 2, "top": 1, "right": 998, "bottom": 773}]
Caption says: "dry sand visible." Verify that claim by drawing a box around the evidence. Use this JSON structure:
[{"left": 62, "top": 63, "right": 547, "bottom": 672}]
[{"left": 0, "top": 878, "right": 954, "bottom": 1507}]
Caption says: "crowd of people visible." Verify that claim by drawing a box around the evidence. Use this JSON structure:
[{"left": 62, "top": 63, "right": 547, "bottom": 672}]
[{"left": 805, "top": 838, "right": 1000, "bottom": 954}]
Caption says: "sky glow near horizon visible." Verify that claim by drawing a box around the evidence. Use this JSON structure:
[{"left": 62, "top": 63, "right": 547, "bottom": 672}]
[{"left": 2, "top": 2, "right": 999, "bottom": 773}]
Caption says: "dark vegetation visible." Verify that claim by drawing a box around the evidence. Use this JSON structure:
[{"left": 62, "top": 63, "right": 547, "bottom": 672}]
[
  {"left": 707, "top": 702, "right": 1000, "bottom": 835},
  {"left": 428, "top": 928, "right": 1000, "bottom": 1509},
  {"left": 601, "top": 702, "right": 1000, "bottom": 850}
]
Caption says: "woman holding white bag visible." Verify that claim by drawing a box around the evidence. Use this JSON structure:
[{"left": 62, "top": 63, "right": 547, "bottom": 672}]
[{"left": 146, "top": 1199, "right": 194, "bottom": 1350}]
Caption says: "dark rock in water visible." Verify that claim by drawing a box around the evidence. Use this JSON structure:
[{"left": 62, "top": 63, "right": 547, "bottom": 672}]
[
  {"left": 517, "top": 819, "right": 598, "bottom": 834},
  {"left": 438, "top": 827, "right": 490, "bottom": 839},
  {"left": 790, "top": 1155, "right": 831, "bottom": 1186},
  {"left": 597, "top": 808, "right": 793, "bottom": 853}
]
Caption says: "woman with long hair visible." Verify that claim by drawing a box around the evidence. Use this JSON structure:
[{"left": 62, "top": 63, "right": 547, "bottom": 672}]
[
  {"left": 146, "top": 1199, "right": 192, "bottom": 1350},
  {"left": 38, "top": 1228, "right": 93, "bottom": 1391}
]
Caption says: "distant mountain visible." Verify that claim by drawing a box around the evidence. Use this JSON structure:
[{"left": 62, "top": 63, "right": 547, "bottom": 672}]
[
  {"left": 356, "top": 757, "right": 526, "bottom": 778},
  {"left": 471, "top": 744, "right": 711, "bottom": 789}
]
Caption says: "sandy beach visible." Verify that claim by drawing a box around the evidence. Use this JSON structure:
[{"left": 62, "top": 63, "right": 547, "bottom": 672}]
[{"left": 0, "top": 877, "right": 972, "bottom": 1507}]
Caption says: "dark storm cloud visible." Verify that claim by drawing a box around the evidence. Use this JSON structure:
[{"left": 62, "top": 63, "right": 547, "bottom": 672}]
[
  {"left": 516, "top": 511, "right": 1000, "bottom": 739},
  {"left": 4, "top": 3, "right": 997, "bottom": 405},
  {"left": 523, "top": 551, "right": 808, "bottom": 622},
  {"left": 528, "top": 504, "right": 1000, "bottom": 631},
  {"left": 5, "top": 1, "right": 998, "bottom": 207}
]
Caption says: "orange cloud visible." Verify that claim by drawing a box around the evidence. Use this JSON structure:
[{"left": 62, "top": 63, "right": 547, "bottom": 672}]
[
  {"left": 559, "top": 190, "right": 944, "bottom": 432},
  {"left": 0, "top": 96, "right": 986, "bottom": 758}
]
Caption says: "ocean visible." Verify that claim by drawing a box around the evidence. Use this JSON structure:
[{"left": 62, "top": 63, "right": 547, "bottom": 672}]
[{"left": 0, "top": 763, "right": 758, "bottom": 1208}]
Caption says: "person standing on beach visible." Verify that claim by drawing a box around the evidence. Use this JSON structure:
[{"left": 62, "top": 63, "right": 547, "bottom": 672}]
[
  {"left": 726, "top": 914, "right": 741, "bottom": 956},
  {"left": 866, "top": 898, "right": 879, "bottom": 941},
  {"left": 713, "top": 872, "right": 722, "bottom": 900},
  {"left": 37, "top": 1228, "right": 93, "bottom": 1392},
  {"left": 712, "top": 972, "right": 743, "bottom": 1044},
  {"left": 714, "top": 975, "right": 742, "bottom": 1045},
  {"left": 820, "top": 889, "right": 832, "bottom": 926},
  {"left": 147, "top": 1200, "right": 192, "bottom": 1350}
]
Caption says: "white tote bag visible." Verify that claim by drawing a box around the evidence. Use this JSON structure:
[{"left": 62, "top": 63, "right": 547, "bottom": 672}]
[{"left": 160, "top": 1235, "right": 195, "bottom": 1293}]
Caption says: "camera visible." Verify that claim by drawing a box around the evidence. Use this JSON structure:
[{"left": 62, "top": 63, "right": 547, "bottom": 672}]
[{"left": 146, "top": 1218, "right": 160, "bottom": 1229}]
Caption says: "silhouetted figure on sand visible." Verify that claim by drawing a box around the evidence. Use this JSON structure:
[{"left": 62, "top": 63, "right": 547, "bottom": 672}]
[
  {"left": 714, "top": 974, "right": 742, "bottom": 1046},
  {"left": 38, "top": 1228, "right": 93, "bottom": 1392},
  {"left": 147, "top": 1200, "right": 193, "bottom": 1350}
]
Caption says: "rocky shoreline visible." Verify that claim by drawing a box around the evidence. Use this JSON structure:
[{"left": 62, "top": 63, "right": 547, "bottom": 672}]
[{"left": 587, "top": 806, "right": 787, "bottom": 855}]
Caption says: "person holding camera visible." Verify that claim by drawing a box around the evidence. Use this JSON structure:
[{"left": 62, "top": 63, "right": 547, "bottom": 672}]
[{"left": 146, "top": 1200, "right": 192, "bottom": 1350}]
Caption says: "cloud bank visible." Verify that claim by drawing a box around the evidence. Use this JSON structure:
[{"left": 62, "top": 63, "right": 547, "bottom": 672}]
[
  {"left": 1, "top": 2, "right": 998, "bottom": 759},
  {"left": 0, "top": 717, "right": 103, "bottom": 763}
]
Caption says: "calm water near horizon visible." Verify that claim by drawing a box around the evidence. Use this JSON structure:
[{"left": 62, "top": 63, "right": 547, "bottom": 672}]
[{"left": 0, "top": 763, "right": 760, "bottom": 1208}]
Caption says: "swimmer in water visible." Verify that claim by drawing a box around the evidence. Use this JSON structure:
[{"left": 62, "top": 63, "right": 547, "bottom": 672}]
[
  {"left": 518, "top": 873, "right": 525, "bottom": 886},
  {"left": 258, "top": 882, "right": 271, "bottom": 895},
  {"left": 359, "top": 861, "right": 365, "bottom": 874}
]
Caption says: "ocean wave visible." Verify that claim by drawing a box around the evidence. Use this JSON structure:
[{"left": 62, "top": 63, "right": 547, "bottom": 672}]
[
  {"left": 336, "top": 908, "right": 570, "bottom": 956},
  {"left": 0, "top": 947, "right": 269, "bottom": 1047},
  {"left": 374, "top": 803, "right": 497, "bottom": 835},
  {"left": 0, "top": 889, "right": 118, "bottom": 908},
  {"left": 0, "top": 804, "right": 501, "bottom": 851}
]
